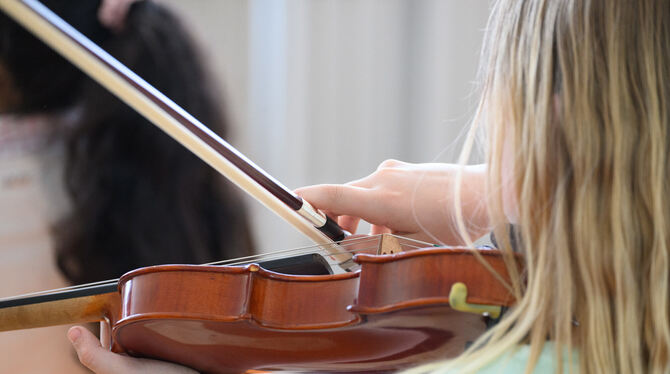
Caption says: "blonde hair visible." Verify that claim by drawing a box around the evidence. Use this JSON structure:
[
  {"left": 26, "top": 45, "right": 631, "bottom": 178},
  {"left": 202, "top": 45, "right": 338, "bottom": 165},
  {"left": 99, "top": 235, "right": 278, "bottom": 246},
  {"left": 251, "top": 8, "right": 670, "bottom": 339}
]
[{"left": 411, "top": 0, "right": 670, "bottom": 373}]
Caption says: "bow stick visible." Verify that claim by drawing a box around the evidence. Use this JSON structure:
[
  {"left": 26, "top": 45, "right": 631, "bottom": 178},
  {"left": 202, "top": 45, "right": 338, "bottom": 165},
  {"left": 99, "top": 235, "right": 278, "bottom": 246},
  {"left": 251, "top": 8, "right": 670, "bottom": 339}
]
[{"left": 0, "top": 0, "right": 353, "bottom": 266}]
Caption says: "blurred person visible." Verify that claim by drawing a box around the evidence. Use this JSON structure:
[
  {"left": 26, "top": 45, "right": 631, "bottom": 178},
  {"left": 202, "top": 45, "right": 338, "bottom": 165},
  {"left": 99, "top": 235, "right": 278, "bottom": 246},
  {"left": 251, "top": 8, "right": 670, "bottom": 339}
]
[{"left": 0, "top": 0, "right": 254, "bottom": 372}]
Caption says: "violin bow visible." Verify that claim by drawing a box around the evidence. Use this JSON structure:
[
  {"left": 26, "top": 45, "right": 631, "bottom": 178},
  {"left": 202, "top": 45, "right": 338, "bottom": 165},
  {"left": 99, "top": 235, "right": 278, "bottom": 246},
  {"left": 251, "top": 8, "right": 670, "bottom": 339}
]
[{"left": 0, "top": 0, "right": 353, "bottom": 267}]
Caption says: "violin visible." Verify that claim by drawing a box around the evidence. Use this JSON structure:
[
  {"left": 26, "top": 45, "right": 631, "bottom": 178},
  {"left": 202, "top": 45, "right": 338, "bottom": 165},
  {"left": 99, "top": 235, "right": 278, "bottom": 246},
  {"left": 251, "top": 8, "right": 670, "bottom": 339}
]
[
  {"left": 0, "top": 235, "right": 517, "bottom": 373},
  {"left": 0, "top": 0, "right": 519, "bottom": 372}
]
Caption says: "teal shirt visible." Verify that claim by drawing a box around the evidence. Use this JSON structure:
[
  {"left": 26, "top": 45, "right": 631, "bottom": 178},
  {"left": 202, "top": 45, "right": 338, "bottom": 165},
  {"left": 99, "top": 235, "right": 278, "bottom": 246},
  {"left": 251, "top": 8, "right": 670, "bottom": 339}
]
[{"left": 476, "top": 343, "right": 578, "bottom": 374}]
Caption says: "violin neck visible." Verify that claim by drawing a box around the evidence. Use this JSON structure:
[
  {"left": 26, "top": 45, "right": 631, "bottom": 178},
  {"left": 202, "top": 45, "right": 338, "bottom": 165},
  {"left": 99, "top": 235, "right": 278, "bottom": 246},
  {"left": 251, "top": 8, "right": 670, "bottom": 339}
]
[{"left": 0, "top": 284, "right": 120, "bottom": 332}]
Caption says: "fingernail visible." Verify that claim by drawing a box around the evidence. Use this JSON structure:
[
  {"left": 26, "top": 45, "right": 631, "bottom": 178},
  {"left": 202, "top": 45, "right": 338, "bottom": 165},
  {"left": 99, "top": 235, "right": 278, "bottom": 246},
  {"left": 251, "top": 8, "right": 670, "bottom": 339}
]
[{"left": 68, "top": 327, "right": 81, "bottom": 343}]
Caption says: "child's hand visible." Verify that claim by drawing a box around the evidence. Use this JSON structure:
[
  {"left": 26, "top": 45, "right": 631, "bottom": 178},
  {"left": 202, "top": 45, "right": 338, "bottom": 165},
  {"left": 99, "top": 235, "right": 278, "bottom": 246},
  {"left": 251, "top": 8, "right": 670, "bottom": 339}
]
[
  {"left": 68, "top": 327, "right": 198, "bottom": 374},
  {"left": 296, "top": 160, "right": 489, "bottom": 245}
]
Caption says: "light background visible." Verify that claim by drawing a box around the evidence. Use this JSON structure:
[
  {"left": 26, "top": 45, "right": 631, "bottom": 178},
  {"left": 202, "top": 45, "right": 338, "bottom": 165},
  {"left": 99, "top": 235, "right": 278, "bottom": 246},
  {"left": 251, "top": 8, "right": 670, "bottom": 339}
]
[{"left": 160, "top": 0, "right": 492, "bottom": 252}]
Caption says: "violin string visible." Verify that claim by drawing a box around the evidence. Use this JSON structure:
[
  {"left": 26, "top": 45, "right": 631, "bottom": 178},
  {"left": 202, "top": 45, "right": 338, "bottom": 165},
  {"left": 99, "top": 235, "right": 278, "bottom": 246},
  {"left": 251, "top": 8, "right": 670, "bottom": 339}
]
[
  {"left": 216, "top": 245, "right": 382, "bottom": 266},
  {"left": 0, "top": 235, "right": 435, "bottom": 303},
  {"left": 204, "top": 235, "right": 384, "bottom": 266},
  {"left": 0, "top": 237, "right": 434, "bottom": 303},
  {"left": 201, "top": 236, "right": 434, "bottom": 268},
  {"left": 0, "top": 279, "right": 119, "bottom": 302},
  {"left": 0, "top": 247, "right": 382, "bottom": 303},
  {"left": 0, "top": 237, "right": 377, "bottom": 302},
  {"left": 206, "top": 235, "right": 405, "bottom": 266},
  {"left": 215, "top": 234, "right": 434, "bottom": 265},
  {"left": 207, "top": 243, "right": 385, "bottom": 267}
]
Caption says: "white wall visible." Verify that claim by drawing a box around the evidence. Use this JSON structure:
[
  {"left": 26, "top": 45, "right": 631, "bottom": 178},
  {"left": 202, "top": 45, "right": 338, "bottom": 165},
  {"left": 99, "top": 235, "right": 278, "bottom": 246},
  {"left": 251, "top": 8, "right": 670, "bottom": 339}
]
[{"left": 162, "top": 0, "right": 491, "bottom": 252}]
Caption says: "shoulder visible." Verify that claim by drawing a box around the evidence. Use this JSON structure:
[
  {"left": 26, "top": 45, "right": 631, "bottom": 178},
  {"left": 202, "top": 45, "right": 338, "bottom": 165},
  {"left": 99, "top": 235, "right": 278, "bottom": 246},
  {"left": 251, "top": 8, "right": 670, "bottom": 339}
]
[{"left": 477, "top": 343, "right": 579, "bottom": 374}]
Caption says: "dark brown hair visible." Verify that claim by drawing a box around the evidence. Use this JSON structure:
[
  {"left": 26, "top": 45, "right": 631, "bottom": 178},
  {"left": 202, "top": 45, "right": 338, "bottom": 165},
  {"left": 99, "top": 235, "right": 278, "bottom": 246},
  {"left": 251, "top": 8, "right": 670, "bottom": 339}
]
[{"left": 0, "top": 0, "right": 254, "bottom": 284}]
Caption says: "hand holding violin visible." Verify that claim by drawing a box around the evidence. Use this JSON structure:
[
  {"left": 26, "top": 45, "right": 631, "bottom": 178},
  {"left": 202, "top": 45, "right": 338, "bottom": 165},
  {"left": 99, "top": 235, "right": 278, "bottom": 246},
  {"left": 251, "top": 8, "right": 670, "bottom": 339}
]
[
  {"left": 68, "top": 327, "right": 196, "bottom": 374},
  {"left": 296, "top": 160, "right": 489, "bottom": 244}
]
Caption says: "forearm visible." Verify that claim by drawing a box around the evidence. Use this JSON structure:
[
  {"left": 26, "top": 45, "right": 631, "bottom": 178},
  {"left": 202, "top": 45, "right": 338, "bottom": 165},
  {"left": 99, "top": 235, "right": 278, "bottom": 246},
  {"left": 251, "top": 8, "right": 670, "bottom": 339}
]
[{"left": 448, "top": 164, "right": 490, "bottom": 244}]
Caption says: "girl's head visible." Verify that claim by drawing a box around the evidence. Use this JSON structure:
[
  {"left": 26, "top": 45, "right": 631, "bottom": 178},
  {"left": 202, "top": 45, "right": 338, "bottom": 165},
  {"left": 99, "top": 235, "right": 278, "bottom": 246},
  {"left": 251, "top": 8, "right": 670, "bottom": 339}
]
[
  {"left": 0, "top": 0, "right": 254, "bottom": 283},
  {"left": 455, "top": 0, "right": 670, "bottom": 373}
]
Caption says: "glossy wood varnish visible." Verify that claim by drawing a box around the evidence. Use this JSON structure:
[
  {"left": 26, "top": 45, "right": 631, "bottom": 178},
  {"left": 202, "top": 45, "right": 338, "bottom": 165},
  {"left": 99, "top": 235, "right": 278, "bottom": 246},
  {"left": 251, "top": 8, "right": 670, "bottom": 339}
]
[{"left": 109, "top": 248, "right": 516, "bottom": 373}]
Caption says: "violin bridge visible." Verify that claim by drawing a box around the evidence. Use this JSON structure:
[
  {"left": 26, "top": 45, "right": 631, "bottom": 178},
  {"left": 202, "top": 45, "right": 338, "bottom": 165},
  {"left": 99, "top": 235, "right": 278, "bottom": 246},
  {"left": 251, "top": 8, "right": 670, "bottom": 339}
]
[{"left": 377, "top": 234, "right": 402, "bottom": 255}]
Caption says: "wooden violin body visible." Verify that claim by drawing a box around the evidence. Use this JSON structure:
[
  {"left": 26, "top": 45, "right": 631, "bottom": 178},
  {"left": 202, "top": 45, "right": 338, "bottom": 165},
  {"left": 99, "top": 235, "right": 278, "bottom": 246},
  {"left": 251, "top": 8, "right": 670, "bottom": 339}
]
[
  {"left": 0, "top": 240, "right": 517, "bottom": 372},
  {"left": 108, "top": 247, "right": 515, "bottom": 373}
]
